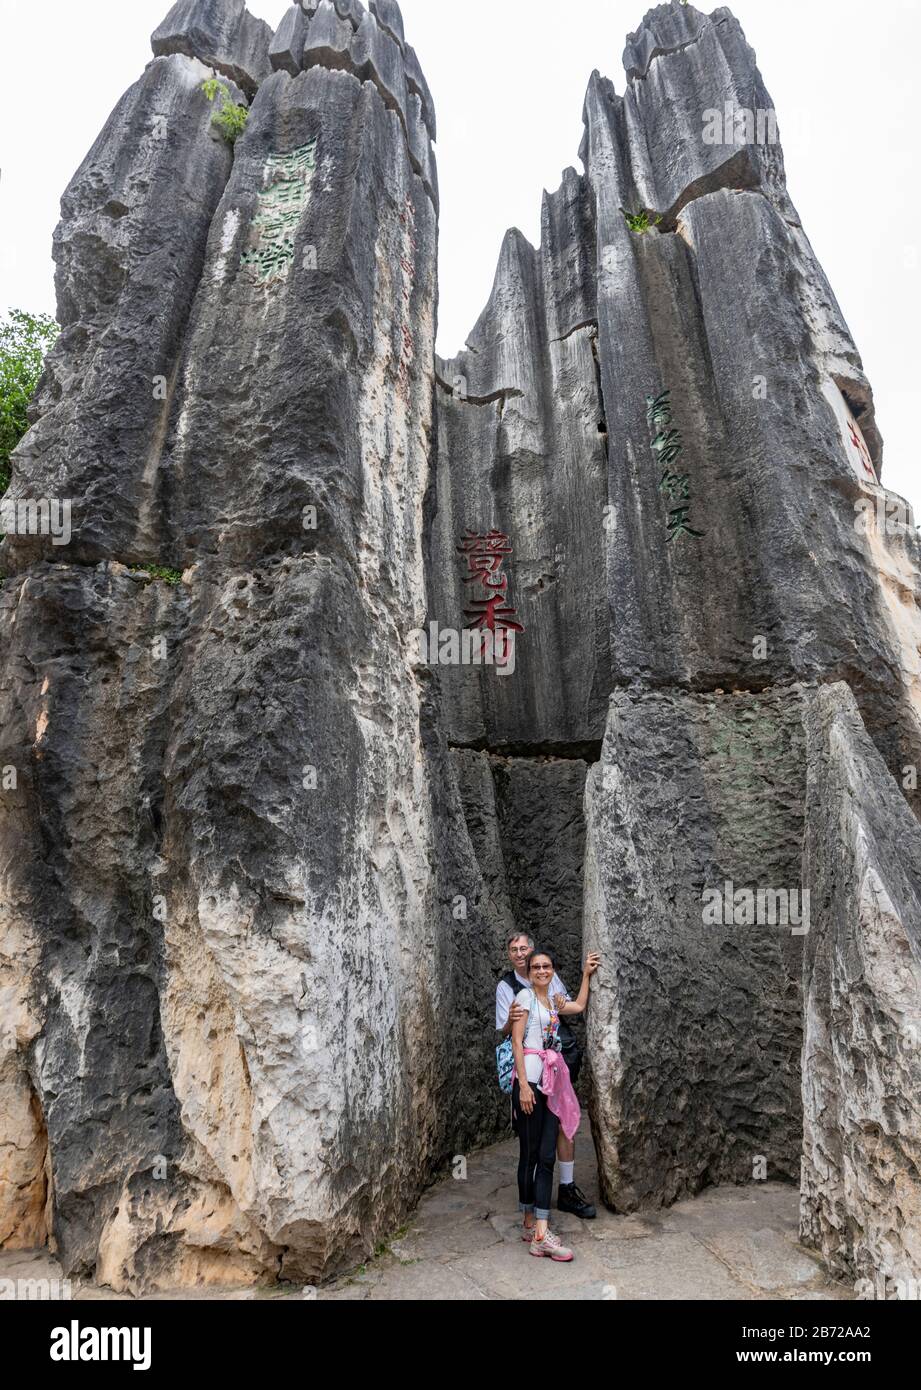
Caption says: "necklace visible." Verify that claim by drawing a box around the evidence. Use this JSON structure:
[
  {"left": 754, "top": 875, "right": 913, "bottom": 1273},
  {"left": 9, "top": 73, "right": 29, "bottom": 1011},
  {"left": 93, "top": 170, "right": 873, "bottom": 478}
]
[{"left": 533, "top": 989, "right": 559, "bottom": 1049}]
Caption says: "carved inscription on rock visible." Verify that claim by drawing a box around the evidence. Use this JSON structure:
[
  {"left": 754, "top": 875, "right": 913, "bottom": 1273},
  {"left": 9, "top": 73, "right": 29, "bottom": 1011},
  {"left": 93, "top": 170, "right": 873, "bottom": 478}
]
[{"left": 240, "top": 140, "right": 318, "bottom": 286}]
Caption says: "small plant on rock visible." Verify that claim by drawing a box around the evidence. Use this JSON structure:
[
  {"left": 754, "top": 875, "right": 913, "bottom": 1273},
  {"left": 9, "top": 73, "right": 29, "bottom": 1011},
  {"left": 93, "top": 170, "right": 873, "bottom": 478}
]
[
  {"left": 620, "top": 206, "right": 663, "bottom": 235},
  {"left": 201, "top": 78, "right": 249, "bottom": 145},
  {"left": 129, "top": 564, "right": 183, "bottom": 586}
]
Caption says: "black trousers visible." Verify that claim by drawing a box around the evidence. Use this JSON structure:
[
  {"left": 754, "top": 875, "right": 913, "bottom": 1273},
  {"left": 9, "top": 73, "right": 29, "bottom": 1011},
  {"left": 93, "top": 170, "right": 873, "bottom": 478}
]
[{"left": 511, "top": 1078, "right": 560, "bottom": 1218}]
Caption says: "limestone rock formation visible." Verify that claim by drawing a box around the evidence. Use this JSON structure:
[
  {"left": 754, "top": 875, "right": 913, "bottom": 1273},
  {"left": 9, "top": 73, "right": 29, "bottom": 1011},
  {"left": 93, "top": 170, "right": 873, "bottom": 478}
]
[
  {"left": 800, "top": 684, "right": 921, "bottom": 1285},
  {"left": 428, "top": 5, "right": 921, "bottom": 1281},
  {"left": 152, "top": 0, "right": 274, "bottom": 96},
  {"left": 1, "top": 0, "right": 502, "bottom": 1293},
  {"left": 584, "top": 687, "right": 807, "bottom": 1210},
  {"left": 269, "top": 6, "right": 308, "bottom": 76},
  {"left": 1, "top": 0, "right": 919, "bottom": 1295},
  {"left": 6, "top": 54, "right": 240, "bottom": 569}
]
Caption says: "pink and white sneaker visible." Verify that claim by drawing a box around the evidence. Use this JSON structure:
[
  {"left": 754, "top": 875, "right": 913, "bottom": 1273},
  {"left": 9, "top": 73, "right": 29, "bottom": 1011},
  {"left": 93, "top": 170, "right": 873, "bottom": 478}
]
[
  {"left": 521, "top": 1221, "right": 536, "bottom": 1241},
  {"left": 529, "top": 1229, "right": 574, "bottom": 1261}
]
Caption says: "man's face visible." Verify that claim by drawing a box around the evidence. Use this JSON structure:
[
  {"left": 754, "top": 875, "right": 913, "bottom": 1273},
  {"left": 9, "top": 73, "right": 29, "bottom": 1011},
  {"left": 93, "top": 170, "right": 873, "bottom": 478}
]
[{"left": 508, "top": 937, "right": 531, "bottom": 972}]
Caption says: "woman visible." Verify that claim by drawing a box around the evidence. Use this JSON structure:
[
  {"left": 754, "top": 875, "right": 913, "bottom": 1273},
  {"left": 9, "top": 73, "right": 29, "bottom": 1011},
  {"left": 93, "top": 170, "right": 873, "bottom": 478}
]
[{"left": 511, "top": 947, "right": 600, "bottom": 1261}]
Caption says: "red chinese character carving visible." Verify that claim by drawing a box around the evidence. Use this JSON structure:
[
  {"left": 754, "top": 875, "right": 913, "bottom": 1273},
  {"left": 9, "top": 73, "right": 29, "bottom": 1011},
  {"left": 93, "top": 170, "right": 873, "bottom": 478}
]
[
  {"left": 848, "top": 420, "right": 876, "bottom": 482},
  {"left": 464, "top": 594, "right": 525, "bottom": 635},
  {"left": 457, "top": 531, "right": 525, "bottom": 647}
]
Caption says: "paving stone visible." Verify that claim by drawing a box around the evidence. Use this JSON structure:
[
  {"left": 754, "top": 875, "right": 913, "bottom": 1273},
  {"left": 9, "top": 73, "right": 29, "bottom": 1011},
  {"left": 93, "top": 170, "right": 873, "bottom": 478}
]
[
  {"left": 442, "top": 1242, "right": 616, "bottom": 1301},
  {"left": 390, "top": 1217, "right": 505, "bottom": 1263},
  {"left": 659, "top": 1183, "right": 802, "bottom": 1238},
  {"left": 698, "top": 1228, "right": 831, "bottom": 1292},
  {"left": 353, "top": 1260, "right": 489, "bottom": 1301}
]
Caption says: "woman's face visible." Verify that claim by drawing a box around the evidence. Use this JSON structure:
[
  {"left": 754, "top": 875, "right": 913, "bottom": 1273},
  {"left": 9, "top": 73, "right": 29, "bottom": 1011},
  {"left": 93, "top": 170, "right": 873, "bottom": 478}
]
[{"left": 529, "top": 956, "right": 554, "bottom": 985}]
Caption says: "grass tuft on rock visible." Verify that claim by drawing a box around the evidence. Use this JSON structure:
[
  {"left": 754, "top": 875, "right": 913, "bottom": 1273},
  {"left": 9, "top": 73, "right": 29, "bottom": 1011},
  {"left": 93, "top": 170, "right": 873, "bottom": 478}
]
[{"left": 129, "top": 564, "right": 183, "bottom": 586}]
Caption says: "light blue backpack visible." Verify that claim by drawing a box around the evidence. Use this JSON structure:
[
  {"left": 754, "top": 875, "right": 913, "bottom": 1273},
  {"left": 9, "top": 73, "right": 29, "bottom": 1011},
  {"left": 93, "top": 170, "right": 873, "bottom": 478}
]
[{"left": 496, "top": 987, "right": 535, "bottom": 1094}]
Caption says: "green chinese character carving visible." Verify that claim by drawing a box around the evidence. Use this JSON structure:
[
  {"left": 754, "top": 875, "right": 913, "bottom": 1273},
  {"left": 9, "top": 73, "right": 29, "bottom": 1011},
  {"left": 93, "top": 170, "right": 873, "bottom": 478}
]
[
  {"left": 646, "top": 389, "right": 672, "bottom": 429},
  {"left": 240, "top": 139, "right": 319, "bottom": 286},
  {"left": 666, "top": 506, "right": 705, "bottom": 542},
  {"left": 660, "top": 470, "right": 691, "bottom": 502}
]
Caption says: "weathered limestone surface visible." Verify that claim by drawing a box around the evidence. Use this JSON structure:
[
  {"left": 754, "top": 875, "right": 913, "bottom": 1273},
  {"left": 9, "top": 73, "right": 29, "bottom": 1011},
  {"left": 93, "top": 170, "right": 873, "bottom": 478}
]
[
  {"left": 453, "top": 754, "right": 590, "bottom": 995},
  {"left": 1, "top": 0, "right": 919, "bottom": 1296},
  {"left": 430, "top": 192, "right": 607, "bottom": 748},
  {"left": 583, "top": 687, "right": 807, "bottom": 1210},
  {"left": 0, "top": 772, "right": 47, "bottom": 1252},
  {"left": 1, "top": 56, "right": 237, "bottom": 571},
  {"left": 370, "top": 0, "right": 405, "bottom": 53},
  {"left": 296, "top": 0, "right": 438, "bottom": 203},
  {"left": 152, "top": 0, "right": 273, "bottom": 97},
  {"left": 430, "top": 2, "right": 921, "bottom": 807},
  {"left": 0, "top": 0, "right": 498, "bottom": 1294},
  {"left": 0, "top": 565, "right": 202, "bottom": 1276},
  {"left": 270, "top": 5, "right": 309, "bottom": 75},
  {"left": 590, "top": 155, "right": 921, "bottom": 792},
  {"left": 800, "top": 684, "right": 921, "bottom": 1284},
  {"left": 0, "top": 1157, "right": 855, "bottom": 1302},
  {"left": 428, "top": 10, "right": 921, "bottom": 1280}
]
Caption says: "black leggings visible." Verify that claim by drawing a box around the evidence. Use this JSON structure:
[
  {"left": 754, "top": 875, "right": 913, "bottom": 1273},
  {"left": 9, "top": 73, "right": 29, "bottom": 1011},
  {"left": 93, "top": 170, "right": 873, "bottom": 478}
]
[{"left": 512, "top": 1078, "right": 560, "bottom": 1219}]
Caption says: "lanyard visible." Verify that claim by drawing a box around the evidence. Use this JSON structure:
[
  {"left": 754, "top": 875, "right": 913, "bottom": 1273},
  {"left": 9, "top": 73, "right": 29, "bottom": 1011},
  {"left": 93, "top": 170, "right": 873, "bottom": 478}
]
[{"left": 528, "top": 990, "right": 559, "bottom": 1048}]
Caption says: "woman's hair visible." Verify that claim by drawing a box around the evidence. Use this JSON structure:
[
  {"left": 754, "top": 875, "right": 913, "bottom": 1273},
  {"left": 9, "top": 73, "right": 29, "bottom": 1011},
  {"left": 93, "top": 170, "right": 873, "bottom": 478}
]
[{"left": 526, "top": 948, "right": 555, "bottom": 973}]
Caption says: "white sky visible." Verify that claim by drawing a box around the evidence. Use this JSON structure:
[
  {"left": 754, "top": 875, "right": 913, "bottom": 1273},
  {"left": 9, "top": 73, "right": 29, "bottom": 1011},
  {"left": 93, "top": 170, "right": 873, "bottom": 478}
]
[{"left": 0, "top": 0, "right": 917, "bottom": 508}]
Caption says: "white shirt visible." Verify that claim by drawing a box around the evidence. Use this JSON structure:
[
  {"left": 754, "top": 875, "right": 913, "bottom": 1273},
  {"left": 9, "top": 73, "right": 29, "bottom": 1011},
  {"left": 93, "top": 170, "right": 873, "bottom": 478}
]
[
  {"left": 514, "top": 989, "right": 557, "bottom": 1087},
  {"left": 495, "top": 970, "right": 570, "bottom": 1031}
]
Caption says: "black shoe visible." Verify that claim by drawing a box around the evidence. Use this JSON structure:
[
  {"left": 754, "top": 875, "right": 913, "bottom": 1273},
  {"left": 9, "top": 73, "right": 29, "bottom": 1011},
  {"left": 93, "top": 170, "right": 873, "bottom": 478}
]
[{"left": 557, "top": 1183, "right": 596, "bottom": 1219}]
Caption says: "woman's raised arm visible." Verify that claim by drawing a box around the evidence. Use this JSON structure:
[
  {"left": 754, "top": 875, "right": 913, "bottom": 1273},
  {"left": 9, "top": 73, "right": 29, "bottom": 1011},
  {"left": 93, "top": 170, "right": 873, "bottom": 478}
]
[{"left": 556, "top": 953, "right": 601, "bottom": 1016}]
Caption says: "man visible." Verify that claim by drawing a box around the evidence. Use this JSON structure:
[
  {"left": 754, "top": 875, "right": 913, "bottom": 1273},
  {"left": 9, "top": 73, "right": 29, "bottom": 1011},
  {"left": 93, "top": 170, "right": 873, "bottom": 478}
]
[{"left": 495, "top": 931, "right": 596, "bottom": 1219}]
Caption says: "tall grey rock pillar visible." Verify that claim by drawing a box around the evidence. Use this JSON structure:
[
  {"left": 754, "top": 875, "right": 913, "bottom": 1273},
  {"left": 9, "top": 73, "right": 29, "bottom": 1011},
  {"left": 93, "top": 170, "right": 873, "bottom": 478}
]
[
  {"left": 800, "top": 685, "right": 921, "bottom": 1287},
  {"left": 0, "top": 0, "right": 506, "bottom": 1293},
  {"left": 426, "top": 1, "right": 921, "bottom": 1281}
]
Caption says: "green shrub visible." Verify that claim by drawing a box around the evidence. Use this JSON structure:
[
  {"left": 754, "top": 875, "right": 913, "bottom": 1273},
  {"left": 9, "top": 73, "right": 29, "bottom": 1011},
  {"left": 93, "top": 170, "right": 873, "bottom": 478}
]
[
  {"left": 213, "top": 101, "right": 249, "bottom": 143},
  {"left": 201, "top": 78, "right": 249, "bottom": 145},
  {"left": 620, "top": 207, "right": 663, "bottom": 235},
  {"left": 0, "top": 309, "right": 59, "bottom": 496}
]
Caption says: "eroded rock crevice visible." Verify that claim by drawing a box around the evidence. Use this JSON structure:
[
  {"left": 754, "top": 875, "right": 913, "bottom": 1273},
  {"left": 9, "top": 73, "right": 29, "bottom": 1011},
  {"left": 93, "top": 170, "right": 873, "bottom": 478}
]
[{"left": 453, "top": 749, "right": 593, "bottom": 994}]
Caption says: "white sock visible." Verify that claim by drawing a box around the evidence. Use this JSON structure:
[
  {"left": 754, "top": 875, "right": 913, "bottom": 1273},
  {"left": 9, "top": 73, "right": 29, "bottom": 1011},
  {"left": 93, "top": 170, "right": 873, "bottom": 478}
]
[{"left": 559, "top": 1162, "right": 575, "bottom": 1186}]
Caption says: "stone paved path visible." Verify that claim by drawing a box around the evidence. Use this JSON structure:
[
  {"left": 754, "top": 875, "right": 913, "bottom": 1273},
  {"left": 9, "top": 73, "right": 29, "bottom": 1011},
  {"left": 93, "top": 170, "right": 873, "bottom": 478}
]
[
  {"left": 0, "top": 1128, "right": 854, "bottom": 1301},
  {"left": 318, "top": 1131, "right": 854, "bottom": 1302}
]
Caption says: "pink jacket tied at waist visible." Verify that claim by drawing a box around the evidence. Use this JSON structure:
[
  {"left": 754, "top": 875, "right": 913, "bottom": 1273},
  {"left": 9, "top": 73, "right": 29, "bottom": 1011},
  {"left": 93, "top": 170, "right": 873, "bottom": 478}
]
[{"left": 513, "top": 1048, "right": 581, "bottom": 1141}]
